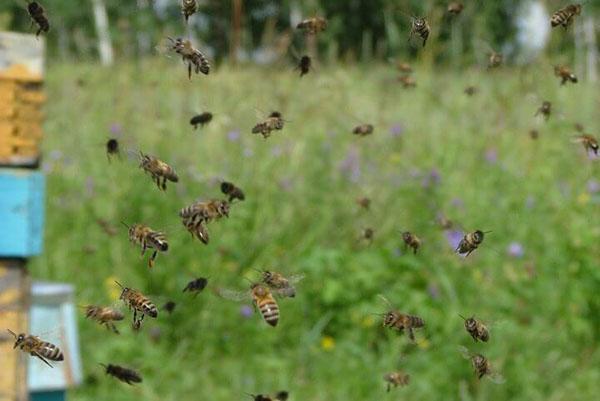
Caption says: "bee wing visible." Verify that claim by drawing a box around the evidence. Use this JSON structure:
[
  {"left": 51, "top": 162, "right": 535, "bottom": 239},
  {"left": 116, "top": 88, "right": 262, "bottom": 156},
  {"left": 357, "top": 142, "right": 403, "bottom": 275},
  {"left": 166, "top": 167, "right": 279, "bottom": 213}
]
[
  {"left": 287, "top": 273, "right": 305, "bottom": 284},
  {"left": 213, "top": 287, "right": 250, "bottom": 302},
  {"left": 155, "top": 37, "right": 174, "bottom": 58},
  {"left": 377, "top": 294, "right": 395, "bottom": 309},
  {"left": 488, "top": 372, "right": 505, "bottom": 384},
  {"left": 458, "top": 345, "right": 472, "bottom": 360},
  {"left": 273, "top": 287, "right": 296, "bottom": 298}
]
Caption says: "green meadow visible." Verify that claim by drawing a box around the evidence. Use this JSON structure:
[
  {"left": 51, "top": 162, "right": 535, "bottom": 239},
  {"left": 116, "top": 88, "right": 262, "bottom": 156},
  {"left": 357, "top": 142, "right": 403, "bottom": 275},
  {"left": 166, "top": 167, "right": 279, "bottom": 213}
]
[{"left": 31, "top": 61, "right": 599, "bottom": 401}]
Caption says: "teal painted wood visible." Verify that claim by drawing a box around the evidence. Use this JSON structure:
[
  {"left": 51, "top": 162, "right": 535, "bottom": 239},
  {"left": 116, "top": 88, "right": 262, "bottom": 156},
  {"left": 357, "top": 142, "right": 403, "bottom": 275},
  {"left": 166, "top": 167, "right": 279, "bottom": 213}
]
[
  {"left": 0, "top": 169, "right": 45, "bottom": 257},
  {"left": 31, "top": 390, "right": 65, "bottom": 401},
  {"left": 28, "top": 282, "right": 83, "bottom": 392}
]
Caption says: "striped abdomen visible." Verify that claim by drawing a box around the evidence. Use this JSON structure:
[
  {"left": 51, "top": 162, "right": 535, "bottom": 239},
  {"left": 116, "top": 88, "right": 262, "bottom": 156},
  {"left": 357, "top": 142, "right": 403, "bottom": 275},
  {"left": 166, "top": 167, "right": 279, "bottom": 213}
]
[
  {"left": 37, "top": 341, "right": 64, "bottom": 362},
  {"left": 257, "top": 298, "right": 279, "bottom": 327},
  {"left": 139, "top": 299, "right": 158, "bottom": 318}
]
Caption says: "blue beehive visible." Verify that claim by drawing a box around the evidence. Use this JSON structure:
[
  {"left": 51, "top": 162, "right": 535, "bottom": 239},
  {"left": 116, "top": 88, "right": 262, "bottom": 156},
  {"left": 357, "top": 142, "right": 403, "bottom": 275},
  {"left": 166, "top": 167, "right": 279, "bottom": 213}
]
[
  {"left": 0, "top": 169, "right": 44, "bottom": 257},
  {"left": 28, "top": 282, "right": 83, "bottom": 401}
]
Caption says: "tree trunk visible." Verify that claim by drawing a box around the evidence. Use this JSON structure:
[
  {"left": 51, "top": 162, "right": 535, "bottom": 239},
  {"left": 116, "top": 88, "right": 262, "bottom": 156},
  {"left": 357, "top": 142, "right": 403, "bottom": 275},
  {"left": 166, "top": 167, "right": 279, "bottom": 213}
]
[{"left": 91, "top": 0, "right": 114, "bottom": 66}]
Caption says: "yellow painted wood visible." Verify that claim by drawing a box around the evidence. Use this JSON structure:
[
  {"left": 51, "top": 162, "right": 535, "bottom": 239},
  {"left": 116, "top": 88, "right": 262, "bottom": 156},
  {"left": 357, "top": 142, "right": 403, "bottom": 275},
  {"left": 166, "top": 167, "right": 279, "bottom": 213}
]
[{"left": 0, "top": 260, "right": 30, "bottom": 401}]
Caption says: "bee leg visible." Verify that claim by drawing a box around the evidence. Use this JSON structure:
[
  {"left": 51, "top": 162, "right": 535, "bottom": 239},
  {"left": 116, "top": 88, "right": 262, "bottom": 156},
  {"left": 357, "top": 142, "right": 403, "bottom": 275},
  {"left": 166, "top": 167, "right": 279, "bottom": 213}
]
[
  {"left": 111, "top": 323, "right": 120, "bottom": 334},
  {"left": 32, "top": 352, "right": 53, "bottom": 368},
  {"left": 149, "top": 250, "right": 157, "bottom": 268},
  {"left": 407, "top": 328, "right": 415, "bottom": 342},
  {"left": 188, "top": 63, "right": 192, "bottom": 80},
  {"left": 413, "top": 246, "right": 417, "bottom": 255},
  {"left": 161, "top": 177, "right": 167, "bottom": 191},
  {"left": 386, "top": 383, "right": 391, "bottom": 392}
]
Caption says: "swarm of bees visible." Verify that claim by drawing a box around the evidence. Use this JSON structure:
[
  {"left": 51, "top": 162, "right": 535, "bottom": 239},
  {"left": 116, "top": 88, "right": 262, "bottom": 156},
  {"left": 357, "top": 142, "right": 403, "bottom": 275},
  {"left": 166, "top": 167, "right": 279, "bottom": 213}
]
[{"left": 252, "top": 112, "right": 285, "bottom": 139}]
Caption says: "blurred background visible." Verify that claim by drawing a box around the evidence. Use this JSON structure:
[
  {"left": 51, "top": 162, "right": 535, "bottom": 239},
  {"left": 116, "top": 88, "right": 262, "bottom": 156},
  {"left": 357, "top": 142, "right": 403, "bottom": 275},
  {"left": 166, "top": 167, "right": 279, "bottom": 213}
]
[{"left": 0, "top": 1, "right": 599, "bottom": 401}]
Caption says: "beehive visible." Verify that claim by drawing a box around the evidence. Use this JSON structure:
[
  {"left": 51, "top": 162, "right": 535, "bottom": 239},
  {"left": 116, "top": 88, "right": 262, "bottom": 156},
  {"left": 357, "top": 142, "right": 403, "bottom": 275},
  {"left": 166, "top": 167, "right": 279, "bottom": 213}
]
[{"left": 0, "top": 32, "right": 45, "bottom": 167}]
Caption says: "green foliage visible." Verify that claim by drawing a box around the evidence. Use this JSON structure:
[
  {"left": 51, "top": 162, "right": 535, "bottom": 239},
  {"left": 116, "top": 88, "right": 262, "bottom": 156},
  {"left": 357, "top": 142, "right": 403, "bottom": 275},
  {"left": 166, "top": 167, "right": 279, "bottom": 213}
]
[{"left": 30, "top": 61, "right": 600, "bottom": 401}]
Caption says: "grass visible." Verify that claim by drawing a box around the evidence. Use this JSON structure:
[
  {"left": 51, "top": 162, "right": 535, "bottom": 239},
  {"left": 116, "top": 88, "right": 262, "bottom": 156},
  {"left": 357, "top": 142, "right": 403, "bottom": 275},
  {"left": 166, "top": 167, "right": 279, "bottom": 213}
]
[{"left": 30, "top": 60, "right": 599, "bottom": 401}]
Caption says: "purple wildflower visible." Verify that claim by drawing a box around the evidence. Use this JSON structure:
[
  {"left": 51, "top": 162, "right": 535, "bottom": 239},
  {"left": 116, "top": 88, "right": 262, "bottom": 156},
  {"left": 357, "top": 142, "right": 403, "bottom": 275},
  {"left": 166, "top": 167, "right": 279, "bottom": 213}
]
[
  {"left": 243, "top": 147, "right": 254, "bottom": 158},
  {"left": 240, "top": 305, "right": 253, "bottom": 318},
  {"left": 339, "top": 146, "right": 361, "bottom": 183},
  {"left": 278, "top": 177, "right": 294, "bottom": 192},
  {"left": 271, "top": 145, "right": 283, "bottom": 157},
  {"left": 525, "top": 195, "right": 536, "bottom": 209},
  {"left": 427, "top": 283, "right": 440, "bottom": 300},
  {"left": 451, "top": 197, "right": 464, "bottom": 209},
  {"left": 227, "top": 130, "right": 240, "bottom": 142},
  {"left": 485, "top": 148, "right": 498, "bottom": 164},
  {"left": 422, "top": 168, "right": 441, "bottom": 188},
  {"left": 445, "top": 230, "right": 464, "bottom": 251},
  {"left": 49, "top": 150, "right": 63, "bottom": 161},
  {"left": 85, "top": 176, "right": 95, "bottom": 197},
  {"left": 109, "top": 123, "right": 123, "bottom": 137},
  {"left": 507, "top": 242, "right": 524, "bottom": 258},
  {"left": 389, "top": 123, "right": 404, "bottom": 138},
  {"left": 587, "top": 180, "right": 600, "bottom": 194}
]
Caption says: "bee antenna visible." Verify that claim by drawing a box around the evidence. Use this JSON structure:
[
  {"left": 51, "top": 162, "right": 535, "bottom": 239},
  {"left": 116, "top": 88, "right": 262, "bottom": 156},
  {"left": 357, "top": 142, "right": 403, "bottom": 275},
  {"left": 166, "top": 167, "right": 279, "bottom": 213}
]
[
  {"left": 377, "top": 294, "right": 393, "bottom": 308},
  {"left": 243, "top": 277, "right": 254, "bottom": 285},
  {"left": 99, "top": 363, "right": 107, "bottom": 368},
  {"left": 483, "top": 230, "right": 493, "bottom": 234},
  {"left": 6, "top": 329, "right": 16, "bottom": 338},
  {"left": 458, "top": 314, "right": 467, "bottom": 320},
  {"left": 120, "top": 221, "right": 130, "bottom": 229},
  {"left": 114, "top": 280, "right": 124, "bottom": 289}
]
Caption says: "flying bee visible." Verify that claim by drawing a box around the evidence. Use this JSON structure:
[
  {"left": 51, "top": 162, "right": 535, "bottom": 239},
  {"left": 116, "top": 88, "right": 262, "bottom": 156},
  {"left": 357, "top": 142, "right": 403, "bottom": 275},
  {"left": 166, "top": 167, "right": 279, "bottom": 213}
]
[
  {"left": 257, "top": 270, "right": 305, "bottom": 298},
  {"left": 221, "top": 181, "right": 245, "bottom": 202},
  {"left": 551, "top": 4, "right": 582, "bottom": 29},
  {"left": 488, "top": 51, "right": 503, "bottom": 69},
  {"left": 464, "top": 86, "right": 478, "bottom": 96},
  {"left": 296, "top": 16, "right": 327, "bottom": 35},
  {"left": 101, "top": 364, "right": 142, "bottom": 385},
  {"left": 356, "top": 196, "right": 371, "bottom": 210},
  {"left": 115, "top": 281, "right": 158, "bottom": 330},
  {"left": 105, "top": 138, "right": 119, "bottom": 161},
  {"left": 353, "top": 124, "right": 374, "bottom": 136},
  {"left": 447, "top": 2, "right": 464, "bottom": 15},
  {"left": 409, "top": 16, "right": 430, "bottom": 47},
  {"left": 166, "top": 37, "right": 210, "bottom": 79},
  {"left": 398, "top": 75, "right": 416, "bottom": 88},
  {"left": 96, "top": 218, "right": 118, "bottom": 236},
  {"left": 138, "top": 151, "right": 179, "bottom": 191},
  {"left": 459, "top": 347, "right": 505, "bottom": 383},
  {"left": 83, "top": 305, "right": 124, "bottom": 334},
  {"left": 377, "top": 295, "right": 425, "bottom": 341},
  {"left": 179, "top": 199, "right": 229, "bottom": 244},
  {"left": 162, "top": 301, "right": 176, "bottom": 314},
  {"left": 456, "top": 230, "right": 490, "bottom": 257},
  {"left": 384, "top": 371, "right": 410, "bottom": 392},
  {"left": 359, "top": 227, "right": 375, "bottom": 245},
  {"left": 554, "top": 65, "right": 578, "bottom": 85},
  {"left": 7, "top": 329, "right": 63, "bottom": 368},
  {"left": 296, "top": 55, "right": 312, "bottom": 77},
  {"left": 190, "top": 112, "right": 213, "bottom": 129},
  {"left": 396, "top": 61, "right": 412, "bottom": 73},
  {"left": 529, "top": 129, "right": 539, "bottom": 140},
  {"left": 574, "top": 123, "right": 584, "bottom": 132},
  {"left": 247, "top": 391, "right": 289, "bottom": 401},
  {"left": 26, "top": 2, "right": 50, "bottom": 38},
  {"left": 401, "top": 231, "right": 422, "bottom": 254},
  {"left": 183, "top": 277, "right": 209, "bottom": 297},
  {"left": 572, "top": 134, "right": 599, "bottom": 156},
  {"left": 459, "top": 315, "right": 489, "bottom": 342},
  {"left": 252, "top": 111, "right": 285, "bottom": 139},
  {"left": 218, "top": 283, "right": 281, "bottom": 327},
  {"left": 181, "top": 0, "right": 198, "bottom": 23},
  {"left": 122, "top": 222, "right": 168, "bottom": 268},
  {"left": 535, "top": 101, "right": 552, "bottom": 121},
  {"left": 435, "top": 213, "right": 454, "bottom": 230}
]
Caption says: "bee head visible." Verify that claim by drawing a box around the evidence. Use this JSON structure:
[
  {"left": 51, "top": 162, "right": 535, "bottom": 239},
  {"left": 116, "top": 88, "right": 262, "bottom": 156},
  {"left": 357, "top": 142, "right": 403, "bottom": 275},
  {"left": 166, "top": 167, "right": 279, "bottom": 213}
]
[
  {"left": 401, "top": 231, "right": 412, "bottom": 242},
  {"left": 383, "top": 311, "right": 397, "bottom": 327},
  {"left": 221, "top": 181, "right": 234, "bottom": 195},
  {"left": 158, "top": 242, "right": 169, "bottom": 252},
  {"left": 413, "top": 18, "right": 426, "bottom": 27},
  {"left": 106, "top": 138, "right": 119, "bottom": 153},
  {"left": 217, "top": 200, "right": 230, "bottom": 217},
  {"left": 473, "top": 230, "right": 485, "bottom": 242},
  {"left": 269, "top": 111, "right": 282, "bottom": 119},
  {"left": 7, "top": 330, "right": 24, "bottom": 348}
]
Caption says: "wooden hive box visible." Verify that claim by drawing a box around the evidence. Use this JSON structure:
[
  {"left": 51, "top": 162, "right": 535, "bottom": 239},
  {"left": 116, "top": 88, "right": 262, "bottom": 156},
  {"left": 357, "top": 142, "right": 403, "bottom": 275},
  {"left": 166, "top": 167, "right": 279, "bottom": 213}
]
[
  {"left": 0, "top": 169, "right": 45, "bottom": 257},
  {"left": 0, "top": 259, "right": 30, "bottom": 401},
  {"left": 0, "top": 32, "right": 45, "bottom": 167}
]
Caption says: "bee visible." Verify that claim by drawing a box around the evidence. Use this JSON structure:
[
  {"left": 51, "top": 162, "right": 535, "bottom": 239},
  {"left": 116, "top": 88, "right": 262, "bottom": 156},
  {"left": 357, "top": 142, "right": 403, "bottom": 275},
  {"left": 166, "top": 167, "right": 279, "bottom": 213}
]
[
  {"left": 436, "top": 213, "right": 454, "bottom": 230},
  {"left": 353, "top": 124, "right": 374, "bottom": 136},
  {"left": 296, "top": 55, "right": 312, "bottom": 77},
  {"left": 258, "top": 270, "right": 305, "bottom": 298},
  {"left": 105, "top": 138, "right": 119, "bottom": 161},
  {"left": 447, "top": 2, "right": 464, "bottom": 15},
  {"left": 138, "top": 151, "right": 179, "bottom": 191},
  {"left": 115, "top": 281, "right": 158, "bottom": 330},
  {"left": 574, "top": 122, "right": 585, "bottom": 132},
  {"left": 384, "top": 371, "right": 410, "bottom": 392},
  {"left": 123, "top": 222, "right": 168, "bottom": 268},
  {"left": 398, "top": 75, "right": 416, "bottom": 88},
  {"left": 573, "top": 134, "right": 599, "bottom": 155},
  {"left": 96, "top": 218, "right": 118, "bottom": 236},
  {"left": 359, "top": 227, "right": 375, "bottom": 245},
  {"left": 356, "top": 196, "right": 371, "bottom": 210},
  {"left": 247, "top": 391, "right": 289, "bottom": 401},
  {"left": 401, "top": 231, "right": 422, "bottom": 254},
  {"left": 456, "top": 230, "right": 490, "bottom": 257},
  {"left": 296, "top": 17, "right": 327, "bottom": 35},
  {"left": 83, "top": 305, "right": 124, "bottom": 334},
  {"left": 459, "top": 315, "right": 489, "bottom": 342},
  {"left": 535, "top": 101, "right": 552, "bottom": 120},
  {"left": 554, "top": 65, "right": 578, "bottom": 85},
  {"left": 221, "top": 181, "right": 245, "bottom": 202},
  {"left": 190, "top": 112, "right": 213, "bottom": 129},
  {"left": 396, "top": 62, "right": 412, "bottom": 73},
  {"left": 488, "top": 51, "right": 503, "bottom": 69},
  {"left": 409, "top": 16, "right": 430, "bottom": 47},
  {"left": 26, "top": 2, "right": 50, "bottom": 38},
  {"left": 101, "top": 364, "right": 142, "bottom": 385},
  {"left": 162, "top": 301, "right": 177, "bottom": 314},
  {"left": 181, "top": 0, "right": 197, "bottom": 23},
  {"left": 183, "top": 277, "right": 209, "bottom": 296},
  {"left": 167, "top": 37, "right": 210, "bottom": 79},
  {"left": 179, "top": 199, "right": 229, "bottom": 244},
  {"left": 378, "top": 295, "right": 425, "bottom": 341},
  {"left": 7, "top": 329, "right": 63, "bottom": 368},
  {"left": 459, "top": 347, "right": 504, "bottom": 383},
  {"left": 252, "top": 111, "right": 285, "bottom": 139},
  {"left": 218, "top": 283, "right": 281, "bottom": 327},
  {"left": 551, "top": 4, "right": 582, "bottom": 29},
  {"left": 464, "top": 86, "right": 478, "bottom": 96},
  {"left": 529, "top": 129, "right": 539, "bottom": 140}
]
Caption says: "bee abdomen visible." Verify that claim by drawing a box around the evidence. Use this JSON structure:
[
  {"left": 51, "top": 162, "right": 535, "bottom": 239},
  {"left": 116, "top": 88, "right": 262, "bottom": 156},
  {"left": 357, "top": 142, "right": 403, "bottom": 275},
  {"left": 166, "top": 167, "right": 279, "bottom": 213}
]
[
  {"left": 41, "top": 343, "right": 64, "bottom": 361},
  {"left": 141, "top": 301, "right": 158, "bottom": 318},
  {"left": 410, "top": 315, "right": 425, "bottom": 328},
  {"left": 259, "top": 301, "right": 279, "bottom": 327}
]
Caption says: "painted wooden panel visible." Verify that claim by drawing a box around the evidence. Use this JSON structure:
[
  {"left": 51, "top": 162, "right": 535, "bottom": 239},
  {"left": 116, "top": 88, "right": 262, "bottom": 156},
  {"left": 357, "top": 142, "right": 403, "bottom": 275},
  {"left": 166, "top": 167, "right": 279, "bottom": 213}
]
[
  {"left": 0, "top": 260, "right": 30, "bottom": 401},
  {"left": 28, "top": 282, "right": 83, "bottom": 392},
  {"left": 0, "top": 170, "right": 45, "bottom": 257},
  {"left": 0, "top": 32, "right": 44, "bottom": 82}
]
